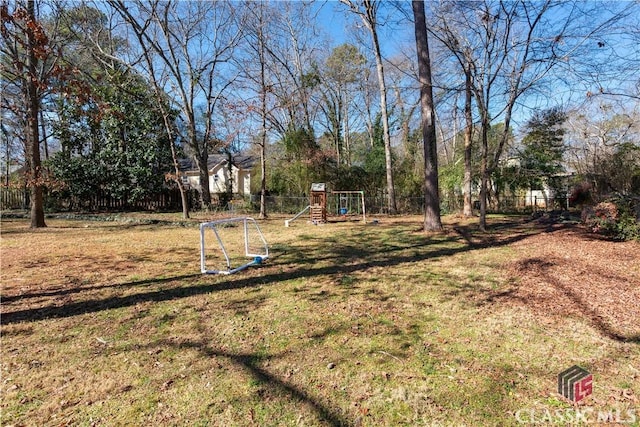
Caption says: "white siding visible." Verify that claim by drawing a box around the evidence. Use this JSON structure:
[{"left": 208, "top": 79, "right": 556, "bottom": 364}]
[{"left": 183, "top": 163, "right": 250, "bottom": 196}]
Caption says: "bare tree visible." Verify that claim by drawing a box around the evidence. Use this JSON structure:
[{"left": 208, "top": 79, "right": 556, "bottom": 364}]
[
  {"left": 239, "top": 1, "right": 325, "bottom": 217},
  {"left": 567, "top": 2, "right": 640, "bottom": 102},
  {"left": 430, "top": 1, "right": 611, "bottom": 230},
  {"left": 1, "top": 0, "right": 64, "bottom": 227},
  {"left": 237, "top": 1, "right": 277, "bottom": 219},
  {"left": 341, "top": 0, "right": 397, "bottom": 214},
  {"left": 239, "top": 2, "right": 323, "bottom": 142},
  {"left": 461, "top": 54, "right": 474, "bottom": 217},
  {"left": 108, "top": 0, "right": 243, "bottom": 210},
  {"left": 65, "top": 2, "right": 190, "bottom": 218},
  {"left": 267, "top": 2, "right": 323, "bottom": 137},
  {"left": 566, "top": 101, "right": 639, "bottom": 195},
  {"left": 386, "top": 54, "right": 420, "bottom": 162},
  {"left": 254, "top": 2, "right": 269, "bottom": 219},
  {"left": 321, "top": 43, "right": 367, "bottom": 165}
]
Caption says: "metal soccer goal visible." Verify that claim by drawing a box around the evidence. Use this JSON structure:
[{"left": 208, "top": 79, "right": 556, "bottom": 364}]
[{"left": 199, "top": 217, "right": 269, "bottom": 275}]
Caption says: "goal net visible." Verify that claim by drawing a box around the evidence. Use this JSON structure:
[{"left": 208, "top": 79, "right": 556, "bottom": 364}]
[{"left": 199, "top": 217, "right": 269, "bottom": 275}]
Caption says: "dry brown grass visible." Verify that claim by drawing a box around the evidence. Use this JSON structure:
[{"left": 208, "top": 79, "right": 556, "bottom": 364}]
[{"left": 1, "top": 213, "right": 639, "bottom": 426}]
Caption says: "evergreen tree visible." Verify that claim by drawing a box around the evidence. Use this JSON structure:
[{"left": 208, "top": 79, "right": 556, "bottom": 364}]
[
  {"left": 519, "top": 107, "right": 567, "bottom": 191},
  {"left": 49, "top": 70, "right": 174, "bottom": 208}
]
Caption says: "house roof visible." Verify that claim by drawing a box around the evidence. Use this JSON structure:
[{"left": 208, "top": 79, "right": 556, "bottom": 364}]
[{"left": 179, "top": 154, "right": 255, "bottom": 172}]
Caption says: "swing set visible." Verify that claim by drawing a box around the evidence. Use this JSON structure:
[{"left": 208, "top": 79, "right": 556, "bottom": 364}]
[
  {"left": 284, "top": 184, "right": 367, "bottom": 227},
  {"left": 332, "top": 190, "right": 366, "bottom": 223}
]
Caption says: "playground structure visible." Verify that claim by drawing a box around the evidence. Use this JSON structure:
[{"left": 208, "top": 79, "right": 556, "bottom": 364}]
[
  {"left": 310, "top": 183, "right": 327, "bottom": 223},
  {"left": 200, "top": 217, "right": 269, "bottom": 274},
  {"left": 285, "top": 183, "right": 366, "bottom": 227},
  {"left": 332, "top": 190, "right": 366, "bottom": 223}
]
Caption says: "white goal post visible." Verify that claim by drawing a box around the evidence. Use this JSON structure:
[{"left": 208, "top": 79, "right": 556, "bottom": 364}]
[{"left": 200, "top": 217, "right": 269, "bottom": 275}]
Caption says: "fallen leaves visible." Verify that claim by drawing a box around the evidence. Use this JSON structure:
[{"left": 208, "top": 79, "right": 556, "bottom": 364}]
[{"left": 500, "top": 227, "right": 640, "bottom": 341}]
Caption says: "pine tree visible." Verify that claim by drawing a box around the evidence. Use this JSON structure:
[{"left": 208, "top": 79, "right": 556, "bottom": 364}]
[{"left": 520, "top": 107, "right": 567, "bottom": 192}]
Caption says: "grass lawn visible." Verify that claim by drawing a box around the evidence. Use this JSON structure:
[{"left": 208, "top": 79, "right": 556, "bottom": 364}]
[{"left": 1, "top": 213, "right": 639, "bottom": 426}]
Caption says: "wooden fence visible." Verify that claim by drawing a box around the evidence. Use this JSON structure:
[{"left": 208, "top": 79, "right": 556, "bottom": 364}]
[
  {"left": 1, "top": 188, "right": 29, "bottom": 210},
  {"left": 0, "top": 188, "right": 190, "bottom": 212}
]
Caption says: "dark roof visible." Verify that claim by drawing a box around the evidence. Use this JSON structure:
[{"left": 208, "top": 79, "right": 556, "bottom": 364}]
[{"left": 179, "top": 154, "right": 255, "bottom": 172}]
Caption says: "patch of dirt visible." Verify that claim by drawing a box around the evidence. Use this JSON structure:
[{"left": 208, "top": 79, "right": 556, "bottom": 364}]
[{"left": 499, "top": 224, "right": 640, "bottom": 342}]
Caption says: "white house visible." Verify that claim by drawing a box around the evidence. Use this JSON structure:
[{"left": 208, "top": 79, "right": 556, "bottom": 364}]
[
  {"left": 179, "top": 154, "right": 254, "bottom": 198},
  {"left": 500, "top": 157, "right": 573, "bottom": 209}
]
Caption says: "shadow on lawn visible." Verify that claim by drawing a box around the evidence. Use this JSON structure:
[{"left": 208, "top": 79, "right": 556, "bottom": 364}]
[
  {"left": 158, "top": 338, "right": 353, "bottom": 426},
  {"left": 489, "top": 257, "right": 640, "bottom": 344},
  {"left": 0, "top": 219, "right": 567, "bottom": 327},
  {"left": 0, "top": 271, "right": 201, "bottom": 304}
]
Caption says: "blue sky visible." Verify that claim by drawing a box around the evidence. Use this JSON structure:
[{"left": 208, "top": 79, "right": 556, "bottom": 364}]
[
  {"left": 315, "top": 1, "right": 349, "bottom": 45},
  {"left": 314, "top": 1, "right": 415, "bottom": 58}
]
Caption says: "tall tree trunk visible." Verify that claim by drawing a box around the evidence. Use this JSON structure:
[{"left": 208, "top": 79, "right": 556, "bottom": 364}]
[
  {"left": 165, "top": 118, "right": 190, "bottom": 219},
  {"left": 166, "top": 126, "right": 189, "bottom": 219},
  {"left": 196, "top": 154, "right": 211, "bottom": 209},
  {"left": 25, "top": 0, "right": 45, "bottom": 228},
  {"left": 463, "top": 60, "right": 474, "bottom": 217},
  {"left": 258, "top": 9, "right": 268, "bottom": 219},
  {"left": 174, "top": 164, "right": 190, "bottom": 219},
  {"left": 191, "top": 119, "right": 212, "bottom": 210},
  {"left": 343, "top": 92, "right": 350, "bottom": 166},
  {"left": 369, "top": 27, "right": 396, "bottom": 214},
  {"left": 346, "top": 0, "right": 396, "bottom": 214},
  {"left": 260, "top": 128, "right": 267, "bottom": 219},
  {"left": 2, "top": 124, "right": 9, "bottom": 187},
  {"left": 39, "top": 110, "right": 48, "bottom": 163},
  {"left": 413, "top": 0, "right": 442, "bottom": 231},
  {"left": 479, "top": 113, "right": 490, "bottom": 232}
]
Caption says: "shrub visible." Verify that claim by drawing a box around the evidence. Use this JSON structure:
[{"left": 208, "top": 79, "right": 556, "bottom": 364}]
[
  {"left": 582, "top": 196, "right": 640, "bottom": 240},
  {"left": 569, "top": 181, "right": 592, "bottom": 207}
]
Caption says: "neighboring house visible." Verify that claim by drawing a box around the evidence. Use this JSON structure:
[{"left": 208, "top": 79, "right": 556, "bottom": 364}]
[
  {"left": 524, "top": 172, "right": 575, "bottom": 208},
  {"left": 179, "top": 154, "right": 254, "bottom": 198},
  {"left": 525, "top": 188, "right": 553, "bottom": 207},
  {"left": 500, "top": 157, "right": 574, "bottom": 208}
]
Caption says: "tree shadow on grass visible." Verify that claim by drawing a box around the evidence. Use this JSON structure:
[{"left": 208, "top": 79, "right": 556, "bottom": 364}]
[
  {"left": 487, "top": 257, "right": 640, "bottom": 344},
  {"left": 0, "top": 219, "right": 565, "bottom": 326},
  {"left": 151, "top": 337, "right": 353, "bottom": 426},
  {"left": 1, "top": 272, "right": 202, "bottom": 304}
]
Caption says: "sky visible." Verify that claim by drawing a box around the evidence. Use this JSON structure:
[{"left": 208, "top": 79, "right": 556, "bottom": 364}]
[
  {"left": 314, "top": 1, "right": 416, "bottom": 59},
  {"left": 315, "top": 1, "right": 350, "bottom": 46},
  {"left": 311, "top": 0, "right": 639, "bottom": 135}
]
